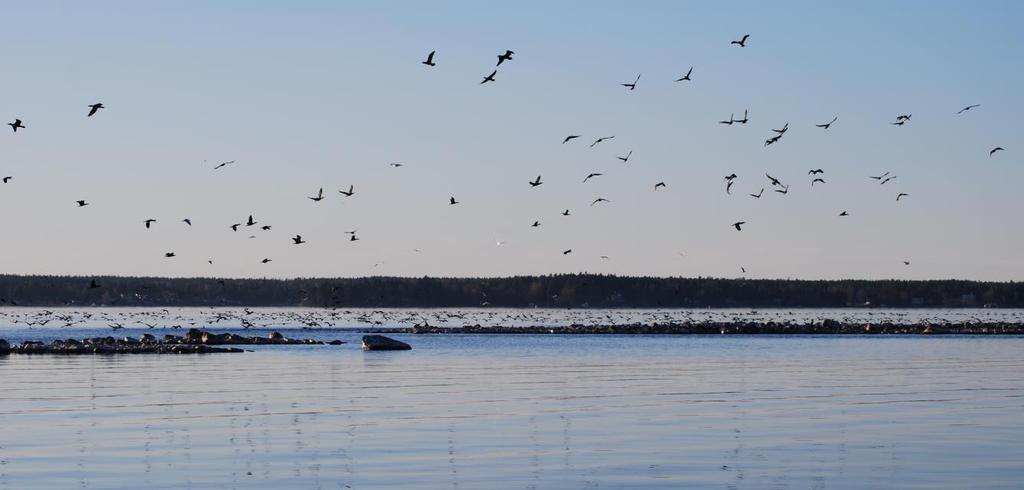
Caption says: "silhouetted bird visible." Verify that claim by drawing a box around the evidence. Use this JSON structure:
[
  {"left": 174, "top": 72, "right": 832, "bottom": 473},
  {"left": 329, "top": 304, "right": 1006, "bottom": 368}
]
[
  {"left": 563, "top": 249, "right": 572, "bottom": 255},
  {"left": 339, "top": 185, "right": 354, "bottom": 197},
  {"left": 731, "top": 34, "right": 749, "bottom": 47},
  {"left": 733, "top": 221, "right": 745, "bottom": 231},
  {"left": 590, "top": 136, "right": 614, "bottom": 147},
  {"left": 881, "top": 176, "right": 897, "bottom": 185},
  {"left": 496, "top": 50, "right": 514, "bottom": 66},
  {"left": 213, "top": 160, "right": 235, "bottom": 170},
  {"left": 261, "top": 225, "right": 271, "bottom": 230},
  {"left": 246, "top": 215, "right": 256, "bottom": 226},
  {"left": 904, "top": 261, "right": 911, "bottom": 265},
  {"left": 591, "top": 198, "right": 610, "bottom": 206},
  {"left": 719, "top": 113, "right": 735, "bottom": 125},
  {"left": 622, "top": 74, "right": 640, "bottom": 90},
  {"left": 617, "top": 150, "right": 632, "bottom": 163},
  {"left": 144, "top": 219, "right": 156, "bottom": 229},
  {"left": 808, "top": 169, "right": 824, "bottom": 175},
  {"left": 725, "top": 173, "right": 738, "bottom": 181},
  {"left": 182, "top": 218, "right": 192, "bottom": 226},
  {"left": 8, "top": 119, "right": 25, "bottom": 132},
  {"left": 816, "top": 116, "right": 837, "bottom": 129},
  {"left": 654, "top": 182, "right": 666, "bottom": 190},
  {"left": 990, "top": 147, "right": 1004, "bottom": 156},
  {"left": 309, "top": 187, "right": 324, "bottom": 201},
  {"left": 1, "top": 176, "right": 11, "bottom": 183},
  {"left": 811, "top": 178, "right": 825, "bottom": 186},
  {"left": 531, "top": 221, "right": 540, "bottom": 227},
  {"left": 165, "top": 252, "right": 176, "bottom": 258},
  {"left": 562, "top": 209, "right": 571, "bottom": 216},
  {"left": 749, "top": 188, "right": 763, "bottom": 199},
  {"left": 422, "top": 50, "right": 436, "bottom": 66},
  {"left": 766, "top": 173, "right": 782, "bottom": 187},
  {"left": 774, "top": 185, "right": 790, "bottom": 195},
  {"left": 262, "top": 258, "right": 272, "bottom": 264},
  {"left": 583, "top": 173, "right": 602, "bottom": 183},
  {"left": 230, "top": 223, "right": 241, "bottom": 231},
  {"left": 87, "top": 103, "right": 104, "bottom": 117},
  {"left": 481, "top": 70, "right": 496, "bottom": 84},
  {"left": 562, "top": 135, "right": 581, "bottom": 144},
  {"left": 292, "top": 235, "right": 306, "bottom": 244},
  {"left": 726, "top": 180, "right": 734, "bottom": 194},
  {"left": 350, "top": 234, "right": 359, "bottom": 242},
  {"left": 869, "top": 172, "right": 890, "bottom": 180},
  {"left": 839, "top": 211, "right": 849, "bottom": 216},
  {"left": 449, "top": 196, "right": 459, "bottom": 205},
  {"left": 529, "top": 176, "right": 542, "bottom": 187},
  {"left": 896, "top": 193, "right": 909, "bottom": 201},
  {"left": 956, "top": 104, "right": 980, "bottom": 114},
  {"left": 735, "top": 109, "right": 749, "bottom": 124},
  {"left": 390, "top": 162, "right": 404, "bottom": 168},
  {"left": 772, "top": 123, "right": 789, "bottom": 135},
  {"left": 76, "top": 200, "right": 89, "bottom": 207},
  {"left": 675, "top": 67, "right": 693, "bottom": 82}
]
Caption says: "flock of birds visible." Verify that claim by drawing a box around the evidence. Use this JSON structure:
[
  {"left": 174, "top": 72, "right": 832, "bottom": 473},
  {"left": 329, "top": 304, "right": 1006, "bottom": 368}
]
[{"left": 1, "top": 34, "right": 1010, "bottom": 278}]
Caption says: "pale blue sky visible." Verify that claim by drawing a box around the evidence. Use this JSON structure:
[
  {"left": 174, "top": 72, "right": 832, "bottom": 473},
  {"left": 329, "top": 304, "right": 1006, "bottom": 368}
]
[{"left": 0, "top": 1, "right": 1021, "bottom": 279}]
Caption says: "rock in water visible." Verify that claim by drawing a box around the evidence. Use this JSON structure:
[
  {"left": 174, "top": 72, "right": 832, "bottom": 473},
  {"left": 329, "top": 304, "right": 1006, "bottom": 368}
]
[
  {"left": 0, "top": 339, "right": 9, "bottom": 356},
  {"left": 361, "top": 335, "right": 411, "bottom": 351}
]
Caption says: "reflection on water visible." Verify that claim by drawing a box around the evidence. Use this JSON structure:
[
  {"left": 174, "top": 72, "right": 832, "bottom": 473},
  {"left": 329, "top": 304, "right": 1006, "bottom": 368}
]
[{"left": 2, "top": 335, "right": 1024, "bottom": 489}]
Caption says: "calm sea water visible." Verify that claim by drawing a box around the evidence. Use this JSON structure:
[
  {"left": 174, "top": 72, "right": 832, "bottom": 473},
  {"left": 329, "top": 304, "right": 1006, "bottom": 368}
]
[{"left": 2, "top": 310, "right": 1024, "bottom": 489}]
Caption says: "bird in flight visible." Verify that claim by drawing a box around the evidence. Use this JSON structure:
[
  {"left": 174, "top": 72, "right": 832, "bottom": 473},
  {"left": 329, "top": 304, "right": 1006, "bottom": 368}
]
[
  {"left": 262, "top": 258, "right": 272, "bottom": 264},
  {"left": 449, "top": 196, "right": 459, "bottom": 205},
  {"left": 956, "top": 104, "right": 980, "bottom": 115},
  {"left": 583, "top": 173, "right": 603, "bottom": 183},
  {"left": 422, "top": 50, "right": 436, "bottom": 67},
  {"left": 591, "top": 198, "right": 610, "bottom": 206},
  {"left": 213, "top": 160, "right": 235, "bottom": 170},
  {"left": 561, "top": 209, "right": 571, "bottom": 216},
  {"left": 881, "top": 176, "right": 897, "bottom": 185},
  {"left": 182, "top": 218, "right": 192, "bottom": 226},
  {"left": 622, "top": 74, "right": 640, "bottom": 91},
  {"left": 309, "top": 188, "right": 324, "bottom": 202},
  {"left": 164, "top": 252, "right": 176, "bottom": 258},
  {"left": 292, "top": 235, "right": 306, "bottom": 245},
  {"left": 735, "top": 109, "right": 749, "bottom": 124},
  {"left": 87, "top": 103, "right": 105, "bottom": 117},
  {"left": 719, "top": 113, "right": 735, "bottom": 125},
  {"left": 531, "top": 221, "right": 540, "bottom": 227},
  {"left": 76, "top": 200, "right": 89, "bottom": 207},
  {"left": 903, "top": 261, "right": 911, "bottom": 266},
  {"left": 749, "top": 188, "right": 764, "bottom": 199},
  {"left": 869, "top": 172, "right": 890, "bottom": 181},
  {"left": 896, "top": 193, "right": 909, "bottom": 201},
  {"left": 772, "top": 123, "right": 789, "bottom": 135},
  {"left": 529, "top": 176, "right": 543, "bottom": 187},
  {"left": 892, "top": 114, "right": 911, "bottom": 126},
  {"left": 617, "top": 150, "right": 632, "bottom": 163},
  {"left": 496, "top": 50, "right": 514, "bottom": 66},
  {"left": 654, "top": 182, "right": 666, "bottom": 190},
  {"left": 339, "top": 185, "right": 355, "bottom": 197},
  {"left": 230, "top": 223, "right": 241, "bottom": 231},
  {"left": 261, "top": 225, "right": 271, "bottom": 230},
  {"left": 144, "top": 219, "right": 156, "bottom": 229},
  {"left": 732, "top": 221, "right": 746, "bottom": 231},
  {"left": 808, "top": 169, "right": 824, "bottom": 175},
  {"left": 562, "top": 135, "right": 581, "bottom": 144},
  {"left": 766, "top": 173, "right": 783, "bottom": 187},
  {"left": 811, "top": 178, "right": 825, "bottom": 186},
  {"left": 675, "top": 67, "right": 693, "bottom": 82},
  {"left": 349, "top": 234, "right": 359, "bottom": 242},
  {"left": 481, "top": 70, "right": 497, "bottom": 84},
  {"left": 731, "top": 34, "right": 750, "bottom": 47},
  {"left": 839, "top": 211, "right": 849, "bottom": 216},
  {"left": 562, "top": 249, "right": 572, "bottom": 255},
  {"left": 726, "top": 180, "right": 734, "bottom": 195},
  {"left": 1, "top": 176, "right": 11, "bottom": 183},
  {"left": 816, "top": 116, "right": 837, "bottom": 129},
  {"left": 246, "top": 215, "right": 257, "bottom": 227},
  {"left": 390, "top": 162, "right": 404, "bottom": 168},
  {"left": 725, "top": 173, "right": 738, "bottom": 181},
  {"left": 8, "top": 119, "right": 25, "bottom": 132},
  {"left": 590, "top": 136, "right": 614, "bottom": 147},
  {"left": 774, "top": 185, "right": 790, "bottom": 195},
  {"left": 990, "top": 147, "right": 1004, "bottom": 156}
]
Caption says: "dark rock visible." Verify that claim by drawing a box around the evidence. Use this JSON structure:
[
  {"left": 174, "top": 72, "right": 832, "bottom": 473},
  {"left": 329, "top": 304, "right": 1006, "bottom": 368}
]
[
  {"left": 328, "top": 340, "right": 345, "bottom": 345},
  {"left": 0, "top": 339, "right": 9, "bottom": 356},
  {"left": 361, "top": 335, "right": 411, "bottom": 351}
]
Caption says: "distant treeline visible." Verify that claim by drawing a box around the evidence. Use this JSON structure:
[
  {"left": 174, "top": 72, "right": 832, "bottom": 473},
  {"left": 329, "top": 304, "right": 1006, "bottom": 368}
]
[{"left": 0, "top": 274, "right": 1021, "bottom": 308}]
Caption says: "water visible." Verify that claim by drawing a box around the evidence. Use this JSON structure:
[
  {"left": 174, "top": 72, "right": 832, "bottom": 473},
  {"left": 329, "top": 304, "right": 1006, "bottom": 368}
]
[{"left": 2, "top": 311, "right": 1024, "bottom": 488}]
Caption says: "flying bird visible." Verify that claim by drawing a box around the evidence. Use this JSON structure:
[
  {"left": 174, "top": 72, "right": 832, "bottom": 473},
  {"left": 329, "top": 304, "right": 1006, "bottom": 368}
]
[
  {"left": 481, "top": 70, "right": 496, "bottom": 84},
  {"left": 422, "top": 50, "right": 436, "bottom": 66},
  {"left": 622, "top": 74, "right": 640, "bottom": 91},
  {"left": 811, "top": 178, "right": 825, "bottom": 186},
  {"left": 726, "top": 180, "right": 734, "bottom": 194},
  {"left": 262, "top": 258, "right": 272, "bottom": 264},
  {"left": 213, "top": 160, "right": 235, "bottom": 170},
  {"left": 591, "top": 198, "right": 610, "bottom": 206},
  {"left": 230, "top": 223, "right": 241, "bottom": 231},
  {"left": 144, "top": 219, "right": 156, "bottom": 229},
  {"left": 749, "top": 188, "right": 764, "bottom": 199},
  {"left": 766, "top": 173, "right": 783, "bottom": 187},
  {"left": 87, "top": 103, "right": 104, "bottom": 117},
  {"left": 816, "top": 116, "right": 837, "bottom": 129},
  {"left": 731, "top": 34, "right": 749, "bottom": 47},
  {"left": 1, "top": 176, "right": 11, "bottom": 183},
  {"left": 531, "top": 221, "right": 540, "bottom": 227},
  {"left": 654, "top": 182, "right": 666, "bottom": 190},
  {"left": 8, "top": 119, "right": 25, "bottom": 132},
  {"left": 246, "top": 215, "right": 256, "bottom": 226},
  {"left": 562, "top": 249, "right": 572, "bottom": 255},
  {"left": 449, "top": 196, "right": 459, "bottom": 205},
  {"left": 772, "top": 123, "right": 789, "bottom": 135},
  {"left": 590, "top": 136, "right": 614, "bottom": 147},
  {"left": 774, "top": 185, "right": 790, "bottom": 195},
  {"left": 869, "top": 172, "right": 890, "bottom": 180},
  {"left": 904, "top": 261, "right": 911, "bottom": 266},
  {"left": 990, "top": 147, "right": 1004, "bottom": 156},
  {"left": 339, "top": 185, "right": 355, "bottom": 197},
  {"left": 732, "top": 221, "right": 746, "bottom": 231},
  {"left": 292, "top": 235, "right": 306, "bottom": 244},
  {"left": 529, "top": 176, "right": 543, "bottom": 187},
  {"left": 881, "top": 176, "right": 897, "bottom": 185},
  {"left": 76, "top": 200, "right": 89, "bottom": 207},
  {"left": 956, "top": 104, "right": 980, "bottom": 114},
  {"left": 735, "top": 109, "right": 749, "bottom": 124},
  {"left": 496, "top": 50, "right": 514, "bottom": 66},
  {"left": 583, "top": 172, "right": 603, "bottom": 183},
  {"left": 350, "top": 234, "right": 359, "bottom": 242},
  {"left": 390, "top": 162, "right": 404, "bottom": 168},
  {"left": 309, "top": 188, "right": 324, "bottom": 202},
  {"left": 562, "top": 135, "right": 581, "bottom": 144},
  {"left": 617, "top": 150, "right": 632, "bottom": 163},
  {"left": 561, "top": 209, "right": 571, "bottom": 216},
  {"left": 808, "top": 169, "right": 824, "bottom": 175},
  {"left": 839, "top": 211, "right": 849, "bottom": 216},
  {"left": 164, "top": 252, "right": 176, "bottom": 258},
  {"left": 182, "top": 218, "right": 192, "bottom": 226},
  {"left": 719, "top": 113, "right": 735, "bottom": 125},
  {"left": 675, "top": 67, "right": 693, "bottom": 82},
  {"left": 896, "top": 193, "right": 909, "bottom": 201},
  {"left": 724, "top": 173, "right": 738, "bottom": 181}
]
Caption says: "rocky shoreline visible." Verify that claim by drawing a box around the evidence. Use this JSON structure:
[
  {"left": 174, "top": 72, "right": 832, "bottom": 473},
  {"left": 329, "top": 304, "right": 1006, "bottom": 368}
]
[
  {"left": 0, "top": 329, "right": 345, "bottom": 355},
  {"left": 384, "top": 320, "right": 1024, "bottom": 335}
]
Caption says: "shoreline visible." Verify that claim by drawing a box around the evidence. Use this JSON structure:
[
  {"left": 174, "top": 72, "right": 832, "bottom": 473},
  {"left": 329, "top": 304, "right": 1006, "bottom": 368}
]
[{"left": 378, "top": 321, "right": 1024, "bottom": 335}]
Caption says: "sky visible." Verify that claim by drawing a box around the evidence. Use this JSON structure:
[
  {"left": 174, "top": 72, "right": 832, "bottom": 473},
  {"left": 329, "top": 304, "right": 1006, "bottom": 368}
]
[{"left": 0, "top": 1, "right": 1022, "bottom": 280}]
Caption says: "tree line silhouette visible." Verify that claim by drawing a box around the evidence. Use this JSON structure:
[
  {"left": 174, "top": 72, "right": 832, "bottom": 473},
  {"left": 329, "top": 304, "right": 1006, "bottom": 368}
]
[{"left": 0, "top": 274, "right": 1020, "bottom": 308}]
